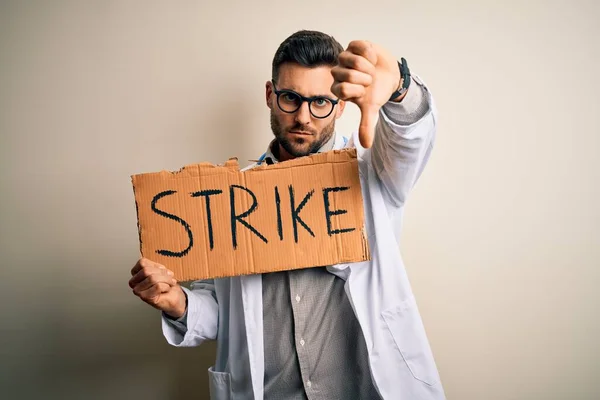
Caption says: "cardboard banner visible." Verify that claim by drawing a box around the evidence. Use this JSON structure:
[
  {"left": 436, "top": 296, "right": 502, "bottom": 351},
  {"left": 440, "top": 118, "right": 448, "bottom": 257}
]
[{"left": 131, "top": 148, "right": 370, "bottom": 281}]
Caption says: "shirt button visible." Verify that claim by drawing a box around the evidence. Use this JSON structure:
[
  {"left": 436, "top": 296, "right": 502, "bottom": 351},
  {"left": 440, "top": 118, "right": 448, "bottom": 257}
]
[
  {"left": 300, "top": 339, "right": 305, "bottom": 346},
  {"left": 295, "top": 295, "right": 301, "bottom": 303},
  {"left": 306, "top": 380, "right": 312, "bottom": 388}
]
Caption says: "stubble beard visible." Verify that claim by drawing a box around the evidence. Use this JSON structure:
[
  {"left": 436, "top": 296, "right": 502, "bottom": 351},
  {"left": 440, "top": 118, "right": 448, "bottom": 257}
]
[{"left": 270, "top": 111, "right": 335, "bottom": 158}]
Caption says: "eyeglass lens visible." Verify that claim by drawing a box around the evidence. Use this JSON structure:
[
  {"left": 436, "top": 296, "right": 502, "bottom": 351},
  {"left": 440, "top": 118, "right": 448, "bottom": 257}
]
[{"left": 278, "top": 92, "right": 334, "bottom": 118}]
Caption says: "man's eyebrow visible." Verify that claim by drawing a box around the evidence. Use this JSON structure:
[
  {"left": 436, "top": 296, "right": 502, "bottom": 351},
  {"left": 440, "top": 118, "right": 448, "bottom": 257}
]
[
  {"left": 279, "top": 85, "right": 334, "bottom": 98},
  {"left": 315, "top": 92, "right": 336, "bottom": 98}
]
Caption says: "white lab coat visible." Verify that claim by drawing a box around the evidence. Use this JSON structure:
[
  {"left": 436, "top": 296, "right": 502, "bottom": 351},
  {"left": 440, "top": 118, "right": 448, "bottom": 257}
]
[{"left": 162, "top": 75, "right": 446, "bottom": 400}]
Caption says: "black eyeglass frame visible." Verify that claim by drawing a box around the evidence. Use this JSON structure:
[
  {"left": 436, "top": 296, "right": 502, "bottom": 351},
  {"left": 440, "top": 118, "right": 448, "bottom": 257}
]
[{"left": 271, "top": 80, "right": 340, "bottom": 119}]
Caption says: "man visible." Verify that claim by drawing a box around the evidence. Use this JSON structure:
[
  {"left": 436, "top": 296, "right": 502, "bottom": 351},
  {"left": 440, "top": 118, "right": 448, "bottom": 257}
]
[{"left": 129, "top": 30, "right": 446, "bottom": 400}]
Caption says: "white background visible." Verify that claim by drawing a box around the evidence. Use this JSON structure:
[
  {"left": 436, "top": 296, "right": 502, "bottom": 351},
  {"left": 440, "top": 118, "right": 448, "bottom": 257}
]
[{"left": 1, "top": 1, "right": 598, "bottom": 399}]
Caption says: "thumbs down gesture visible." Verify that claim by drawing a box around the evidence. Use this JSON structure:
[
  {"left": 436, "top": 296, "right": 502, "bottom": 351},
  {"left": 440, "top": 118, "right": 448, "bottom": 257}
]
[{"left": 331, "top": 41, "right": 403, "bottom": 149}]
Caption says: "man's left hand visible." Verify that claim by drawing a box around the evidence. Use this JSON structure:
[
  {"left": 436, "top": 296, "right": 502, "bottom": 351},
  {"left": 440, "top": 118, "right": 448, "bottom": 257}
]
[{"left": 331, "top": 40, "right": 401, "bottom": 148}]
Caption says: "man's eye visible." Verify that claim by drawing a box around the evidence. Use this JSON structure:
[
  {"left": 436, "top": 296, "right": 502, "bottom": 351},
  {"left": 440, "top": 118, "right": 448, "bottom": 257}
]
[
  {"left": 313, "top": 98, "right": 329, "bottom": 107},
  {"left": 283, "top": 93, "right": 299, "bottom": 102}
]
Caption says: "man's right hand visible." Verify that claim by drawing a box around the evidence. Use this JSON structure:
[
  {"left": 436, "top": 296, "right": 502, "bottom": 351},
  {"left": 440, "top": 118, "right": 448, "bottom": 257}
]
[{"left": 129, "top": 257, "right": 187, "bottom": 319}]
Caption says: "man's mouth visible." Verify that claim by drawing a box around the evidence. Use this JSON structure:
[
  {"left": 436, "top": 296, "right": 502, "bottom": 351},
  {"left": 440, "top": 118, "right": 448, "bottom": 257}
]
[{"left": 289, "top": 130, "right": 312, "bottom": 136}]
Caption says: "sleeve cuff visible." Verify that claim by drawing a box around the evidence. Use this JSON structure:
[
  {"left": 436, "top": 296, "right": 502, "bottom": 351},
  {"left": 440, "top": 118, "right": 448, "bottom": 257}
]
[{"left": 382, "top": 75, "right": 430, "bottom": 126}]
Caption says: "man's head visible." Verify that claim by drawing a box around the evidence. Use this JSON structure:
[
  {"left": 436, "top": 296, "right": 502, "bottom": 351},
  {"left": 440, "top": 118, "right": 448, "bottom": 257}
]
[{"left": 266, "top": 30, "right": 346, "bottom": 161}]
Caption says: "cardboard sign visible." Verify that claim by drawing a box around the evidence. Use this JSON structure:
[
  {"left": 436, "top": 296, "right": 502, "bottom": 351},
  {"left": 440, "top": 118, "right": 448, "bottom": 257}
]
[{"left": 131, "top": 148, "right": 370, "bottom": 281}]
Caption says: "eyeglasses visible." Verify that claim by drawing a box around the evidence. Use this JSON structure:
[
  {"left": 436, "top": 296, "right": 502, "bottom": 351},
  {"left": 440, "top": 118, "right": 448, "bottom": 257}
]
[{"left": 271, "top": 80, "right": 339, "bottom": 119}]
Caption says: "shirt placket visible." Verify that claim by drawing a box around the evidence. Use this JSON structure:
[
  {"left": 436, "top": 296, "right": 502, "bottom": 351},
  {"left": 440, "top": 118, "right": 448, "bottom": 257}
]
[{"left": 288, "top": 271, "right": 318, "bottom": 399}]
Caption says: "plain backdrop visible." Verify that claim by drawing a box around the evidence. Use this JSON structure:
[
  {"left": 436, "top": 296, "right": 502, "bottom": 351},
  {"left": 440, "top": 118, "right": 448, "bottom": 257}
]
[{"left": 1, "top": 1, "right": 598, "bottom": 399}]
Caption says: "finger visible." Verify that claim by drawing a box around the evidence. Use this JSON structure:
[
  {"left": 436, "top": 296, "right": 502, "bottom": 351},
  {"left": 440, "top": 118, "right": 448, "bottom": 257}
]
[
  {"left": 129, "top": 264, "right": 173, "bottom": 288},
  {"left": 130, "top": 257, "right": 164, "bottom": 276},
  {"left": 137, "top": 282, "right": 171, "bottom": 303},
  {"left": 331, "top": 82, "right": 366, "bottom": 101},
  {"left": 133, "top": 273, "right": 177, "bottom": 294},
  {"left": 358, "top": 106, "right": 379, "bottom": 149},
  {"left": 346, "top": 40, "right": 378, "bottom": 66},
  {"left": 129, "top": 266, "right": 173, "bottom": 289},
  {"left": 130, "top": 259, "right": 143, "bottom": 276},
  {"left": 331, "top": 66, "right": 373, "bottom": 87},
  {"left": 337, "top": 52, "right": 376, "bottom": 76}
]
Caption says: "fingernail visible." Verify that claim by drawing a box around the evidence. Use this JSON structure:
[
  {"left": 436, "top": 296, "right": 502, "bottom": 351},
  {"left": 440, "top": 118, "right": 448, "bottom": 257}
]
[{"left": 167, "top": 270, "right": 174, "bottom": 276}]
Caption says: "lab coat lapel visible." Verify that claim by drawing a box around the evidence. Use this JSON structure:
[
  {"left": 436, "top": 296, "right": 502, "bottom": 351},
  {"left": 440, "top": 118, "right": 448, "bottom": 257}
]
[{"left": 240, "top": 274, "right": 264, "bottom": 399}]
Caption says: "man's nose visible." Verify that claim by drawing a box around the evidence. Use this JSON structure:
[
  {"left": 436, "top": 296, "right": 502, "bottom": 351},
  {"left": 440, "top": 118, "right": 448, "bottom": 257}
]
[{"left": 294, "top": 101, "right": 312, "bottom": 126}]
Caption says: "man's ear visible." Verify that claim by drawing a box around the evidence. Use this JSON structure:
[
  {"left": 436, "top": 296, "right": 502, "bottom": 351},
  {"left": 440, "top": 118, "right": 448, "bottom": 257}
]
[
  {"left": 265, "top": 81, "right": 274, "bottom": 109},
  {"left": 335, "top": 100, "right": 346, "bottom": 119}
]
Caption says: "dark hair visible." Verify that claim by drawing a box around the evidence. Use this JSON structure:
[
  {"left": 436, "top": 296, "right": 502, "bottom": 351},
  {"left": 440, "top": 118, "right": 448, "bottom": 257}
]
[{"left": 271, "top": 30, "right": 344, "bottom": 83}]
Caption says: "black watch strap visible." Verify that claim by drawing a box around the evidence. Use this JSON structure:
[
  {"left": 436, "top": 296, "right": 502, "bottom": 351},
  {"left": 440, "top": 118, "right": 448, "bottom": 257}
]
[{"left": 388, "top": 57, "right": 411, "bottom": 101}]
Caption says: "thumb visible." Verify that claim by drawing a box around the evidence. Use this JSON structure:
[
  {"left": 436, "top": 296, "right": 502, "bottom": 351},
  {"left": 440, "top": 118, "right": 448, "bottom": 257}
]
[{"left": 358, "top": 105, "right": 378, "bottom": 148}]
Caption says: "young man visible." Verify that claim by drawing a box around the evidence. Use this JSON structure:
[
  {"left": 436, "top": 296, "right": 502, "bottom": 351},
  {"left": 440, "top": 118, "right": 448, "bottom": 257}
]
[{"left": 129, "top": 30, "right": 446, "bottom": 400}]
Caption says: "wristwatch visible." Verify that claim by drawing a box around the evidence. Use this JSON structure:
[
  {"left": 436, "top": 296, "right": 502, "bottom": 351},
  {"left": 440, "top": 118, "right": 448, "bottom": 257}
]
[{"left": 388, "top": 57, "right": 411, "bottom": 102}]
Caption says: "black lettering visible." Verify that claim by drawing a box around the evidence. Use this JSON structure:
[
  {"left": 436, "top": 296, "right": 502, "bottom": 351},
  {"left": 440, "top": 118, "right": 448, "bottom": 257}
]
[
  {"left": 151, "top": 190, "right": 193, "bottom": 257},
  {"left": 229, "top": 185, "right": 268, "bottom": 249},
  {"left": 190, "top": 189, "right": 223, "bottom": 250},
  {"left": 289, "top": 185, "right": 315, "bottom": 243},
  {"left": 323, "top": 186, "right": 355, "bottom": 236},
  {"left": 275, "top": 186, "right": 283, "bottom": 241}
]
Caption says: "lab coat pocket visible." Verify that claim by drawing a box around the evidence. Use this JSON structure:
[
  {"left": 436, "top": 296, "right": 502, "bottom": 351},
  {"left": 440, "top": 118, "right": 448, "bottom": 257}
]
[
  {"left": 208, "top": 366, "right": 232, "bottom": 400},
  {"left": 381, "top": 296, "right": 441, "bottom": 387}
]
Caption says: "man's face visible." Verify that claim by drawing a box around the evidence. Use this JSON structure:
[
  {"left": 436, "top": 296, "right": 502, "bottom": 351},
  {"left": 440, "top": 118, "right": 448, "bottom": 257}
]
[{"left": 266, "top": 64, "right": 345, "bottom": 159}]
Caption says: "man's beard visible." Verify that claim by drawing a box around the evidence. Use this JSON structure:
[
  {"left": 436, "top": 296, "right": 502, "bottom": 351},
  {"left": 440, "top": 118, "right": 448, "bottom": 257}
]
[{"left": 270, "top": 111, "right": 335, "bottom": 158}]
